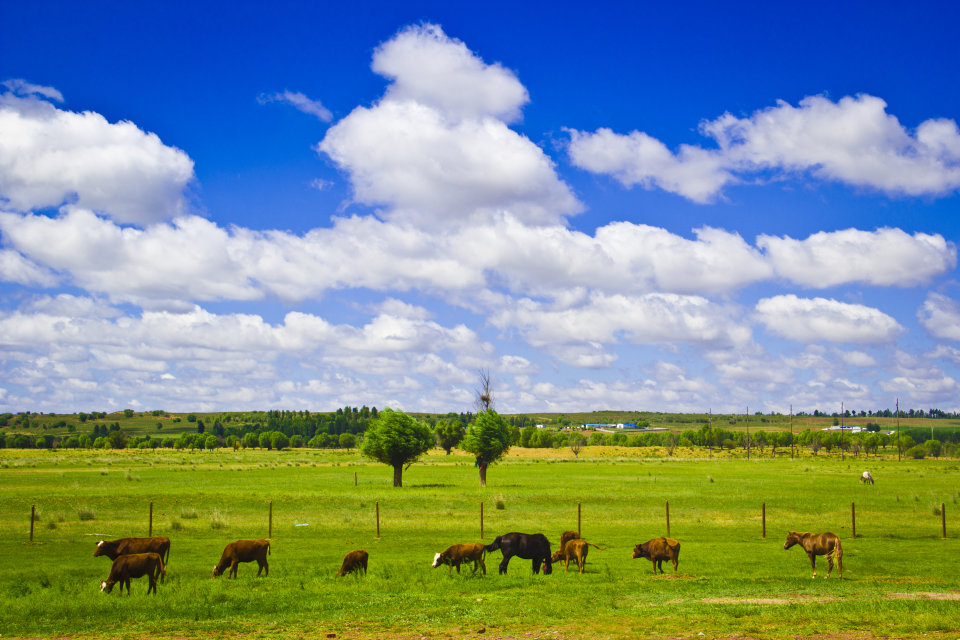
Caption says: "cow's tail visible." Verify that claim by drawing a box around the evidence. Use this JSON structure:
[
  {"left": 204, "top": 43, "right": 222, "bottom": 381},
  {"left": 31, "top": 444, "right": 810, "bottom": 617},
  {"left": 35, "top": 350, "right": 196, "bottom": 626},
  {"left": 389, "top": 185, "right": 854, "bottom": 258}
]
[
  {"left": 834, "top": 537, "right": 843, "bottom": 577},
  {"left": 486, "top": 536, "right": 502, "bottom": 552},
  {"left": 267, "top": 541, "right": 272, "bottom": 555},
  {"left": 165, "top": 541, "right": 171, "bottom": 565},
  {"left": 586, "top": 542, "right": 607, "bottom": 551}
]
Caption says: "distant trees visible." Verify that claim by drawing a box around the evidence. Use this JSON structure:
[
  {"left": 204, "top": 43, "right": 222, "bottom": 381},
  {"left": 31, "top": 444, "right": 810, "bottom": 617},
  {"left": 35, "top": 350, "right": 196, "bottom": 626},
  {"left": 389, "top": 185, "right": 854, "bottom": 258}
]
[
  {"left": 462, "top": 410, "right": 512, "bottom": 487},
  {"left": 434, "top": 419, "right": 465, "bottom": 454},
  {"left": 360, "top": 408, "right": 433, "bottom": 487}
]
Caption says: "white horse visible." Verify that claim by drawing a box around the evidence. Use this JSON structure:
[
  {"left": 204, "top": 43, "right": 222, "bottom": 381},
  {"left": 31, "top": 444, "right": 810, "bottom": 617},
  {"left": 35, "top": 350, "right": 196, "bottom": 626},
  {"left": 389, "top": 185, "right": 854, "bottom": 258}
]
[{"left": 860, "top": 471, "right": 874, "bottom": 485}]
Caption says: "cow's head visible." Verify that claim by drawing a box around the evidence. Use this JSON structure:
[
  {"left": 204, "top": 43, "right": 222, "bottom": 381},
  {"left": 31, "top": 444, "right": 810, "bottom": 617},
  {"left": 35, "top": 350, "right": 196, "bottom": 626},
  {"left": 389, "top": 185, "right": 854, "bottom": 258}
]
[
  {"left": 542, "top": 558, "right": 552, "bottom": 575},
  {"left": 93, "top": 540, "right": 105, "bottom": 557},
  {"left": 431, "top": 552, "right": 444, "bottom": 568},
  {"left": 550, "top": 549, "right": 564, "bottom": 563},
  {"left": 212, "top": 565, "right": 222, "bottom": 578},
  {"left": 632, "top": 543, "right": 649, "bottom": 559},
  {"left": 99, "top": 580, "right": 113, "bottom": 593}
]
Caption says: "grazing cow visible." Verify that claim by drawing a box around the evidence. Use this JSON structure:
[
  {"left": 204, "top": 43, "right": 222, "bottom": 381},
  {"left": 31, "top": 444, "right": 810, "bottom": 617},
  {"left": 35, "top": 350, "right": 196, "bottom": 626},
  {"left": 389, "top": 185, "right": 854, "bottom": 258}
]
[
  {"left": 559, "top": 530, "right": 580, "bottom": 549},
  {"left": 212, "top": 539, "right": 270, "bottom": 578},
  {"left": 337, "top": 549, "right": 368, "bottom": 577},
  {"left": 632, "top": 537, "right": 680, "bottom": 574},
  {"left": 784, "top": 531, "right": 842, "bottom": 579},
  {"left": 94, "top": 537, "right": 170, "bottom": 582},
  {"left": 551, "top": 538, "right": 604, "bottom": 574},
  {"left": 100, "top": 552, "right": 165, "bottom": 595},
  {"left": 860, "top": 471, "right": 874, "bottom": 485},
  {"left": 432, "top": 543, "right": 486, "bottom": 574},
  {"left": 486, "top": 532, "right": 552, "bottom": 575}
]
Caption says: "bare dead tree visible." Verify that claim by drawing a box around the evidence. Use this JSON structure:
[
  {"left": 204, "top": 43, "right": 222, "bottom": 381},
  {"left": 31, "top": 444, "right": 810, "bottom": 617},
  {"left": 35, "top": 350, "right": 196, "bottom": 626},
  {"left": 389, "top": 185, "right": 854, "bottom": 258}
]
[{"left": 474, "top": 369, "right": 494, "bottom": 413}]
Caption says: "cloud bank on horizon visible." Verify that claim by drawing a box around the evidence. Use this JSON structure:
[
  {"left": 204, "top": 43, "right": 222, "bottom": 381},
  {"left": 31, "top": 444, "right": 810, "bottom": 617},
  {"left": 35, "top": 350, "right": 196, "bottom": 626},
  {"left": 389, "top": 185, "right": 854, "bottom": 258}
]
[{"left": 1, "top": 20, "right": 959, "bottom": 414}]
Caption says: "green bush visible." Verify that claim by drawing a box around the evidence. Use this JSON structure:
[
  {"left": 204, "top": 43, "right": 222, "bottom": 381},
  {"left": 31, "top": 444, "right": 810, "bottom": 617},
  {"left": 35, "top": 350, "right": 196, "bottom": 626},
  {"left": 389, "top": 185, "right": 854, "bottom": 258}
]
[{"left": 905, "top": 445, "right": 926, "bottom": 459}]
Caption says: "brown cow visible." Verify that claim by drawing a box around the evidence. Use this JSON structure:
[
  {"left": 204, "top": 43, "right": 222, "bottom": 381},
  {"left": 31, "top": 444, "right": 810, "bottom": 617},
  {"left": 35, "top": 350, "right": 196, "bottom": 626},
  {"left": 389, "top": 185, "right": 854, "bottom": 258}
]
[
  {"left": 784, "top": 531, "right": 843, "bottom": 579},
  {"left": 94, "top": 537, "right": 170, "bottom": 582},
  {"left": 432, "top": 543, "right": 486, "bottom": 574},
  {"left": 337, "top": 549, "right": 368, "bottom": 577},
  {"left": 551, "top": 538, "right": 604, "bottom": 573},
  {"left": 559, "top": 530, "right": 580, "bottom": 549},
  {"left": 212, "top": 539, "right": 270, "bottom": 578},
  {"left": 632, "top": 537, "right": 680, "bottom": 574},
  {"left": 100, "top": 552, "right": 165, "bottom": 595}
]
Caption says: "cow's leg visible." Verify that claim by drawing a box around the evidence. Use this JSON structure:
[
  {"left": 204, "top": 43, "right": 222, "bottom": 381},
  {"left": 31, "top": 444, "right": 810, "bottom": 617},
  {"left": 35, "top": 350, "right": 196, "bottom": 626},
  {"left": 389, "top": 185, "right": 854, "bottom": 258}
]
[
  {"left": 808, "top": 552, "right": 817, "bottom": 578},
  {"left": 124, "top": 578, "right": 131, "bottom": 595},
  {"left": 498, "top": 555, "right": 510, "bottom": 575},
  {"left": 148, "top": 574, "right": 156, "bottom": 595},
  {"left": 826, "top": 552, "right": 834, "bottom": 579},
  {"left": 533, "top": 558, "right": 541, "bottom": 574},
  {"left": 230, "top": 560, "right": 239, "bottom": 579},
  {"left": 480, "top": 556, "right": 486, "bottom": 575},
  {"left": 455, "top": 561, "right": 461, "bottom": 574}
]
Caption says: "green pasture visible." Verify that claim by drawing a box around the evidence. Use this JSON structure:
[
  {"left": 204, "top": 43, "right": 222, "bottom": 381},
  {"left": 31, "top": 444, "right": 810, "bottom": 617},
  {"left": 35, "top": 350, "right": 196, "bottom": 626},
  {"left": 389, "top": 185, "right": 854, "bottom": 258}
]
[{"left": 1, "top": 448, "right": 958, "bottom": 639}]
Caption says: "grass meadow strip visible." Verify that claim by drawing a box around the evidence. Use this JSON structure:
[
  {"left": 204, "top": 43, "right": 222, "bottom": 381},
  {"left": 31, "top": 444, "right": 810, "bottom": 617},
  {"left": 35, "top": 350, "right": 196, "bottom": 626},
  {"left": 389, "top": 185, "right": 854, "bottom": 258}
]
[{"left": 0, "top": 447, "right": 957, "bottom": 638}]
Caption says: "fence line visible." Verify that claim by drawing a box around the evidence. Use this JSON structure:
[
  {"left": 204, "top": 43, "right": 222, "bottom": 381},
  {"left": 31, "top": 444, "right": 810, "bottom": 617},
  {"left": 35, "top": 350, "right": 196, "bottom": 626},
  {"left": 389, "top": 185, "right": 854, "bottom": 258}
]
[{"left": 22, "top": 497, "right": 952, "bottom": 543}]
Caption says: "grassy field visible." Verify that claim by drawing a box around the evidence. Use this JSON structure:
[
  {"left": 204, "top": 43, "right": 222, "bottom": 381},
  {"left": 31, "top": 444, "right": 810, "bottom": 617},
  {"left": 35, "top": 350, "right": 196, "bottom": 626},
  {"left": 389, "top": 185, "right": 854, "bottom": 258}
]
[{"left": 1, "top": 447, "right": 958, "bottom": 639}]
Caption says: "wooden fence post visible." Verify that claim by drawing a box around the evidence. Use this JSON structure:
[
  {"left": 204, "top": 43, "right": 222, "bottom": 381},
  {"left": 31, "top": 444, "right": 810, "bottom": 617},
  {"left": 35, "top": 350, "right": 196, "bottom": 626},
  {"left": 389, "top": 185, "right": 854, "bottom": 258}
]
[
  {"left": 354, "top": 472, "right": 357, "bottom": 487},
  {"left": 762, "top": 502, "right": 766, "bottom": 539},
  {"left": 268, "top": 501, "right": 273, "bottom": 538},
  {"left": 851, "top": 501, "right": 856, "bottom": 538},
  {"left": 943, "top": 503, "right": 947, "bottom": 539},
  {"left": 578, "top": 502, "right": 582, "bottom": 537},
  {"left": 30, "top": 504, "right": 35, "bottom": 542},
  {"left": 376, "top": 501, "right": 380, "bottom": 538},
  {"left": 149, "top": 501, "right": 153, "bottom": 537},
  {"left": 665, "top": 500, "right": 670, "bottom": 538},
  {"left": 480, "top": 502, "right": 484, "bottom": 539}
]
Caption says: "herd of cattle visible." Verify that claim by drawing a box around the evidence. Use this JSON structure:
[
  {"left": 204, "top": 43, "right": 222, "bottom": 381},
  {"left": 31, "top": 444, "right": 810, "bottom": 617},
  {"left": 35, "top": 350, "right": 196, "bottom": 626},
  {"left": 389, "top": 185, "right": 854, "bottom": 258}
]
[{"left": 93, "top": 525, "right": 844, "bottom": 594}]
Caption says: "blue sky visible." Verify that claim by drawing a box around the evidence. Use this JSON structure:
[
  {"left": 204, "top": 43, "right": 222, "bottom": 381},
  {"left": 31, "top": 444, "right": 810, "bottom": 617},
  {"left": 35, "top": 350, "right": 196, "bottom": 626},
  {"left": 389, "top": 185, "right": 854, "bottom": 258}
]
[{"left": 1, "top": 1, "right": 959, "bottom": 414}]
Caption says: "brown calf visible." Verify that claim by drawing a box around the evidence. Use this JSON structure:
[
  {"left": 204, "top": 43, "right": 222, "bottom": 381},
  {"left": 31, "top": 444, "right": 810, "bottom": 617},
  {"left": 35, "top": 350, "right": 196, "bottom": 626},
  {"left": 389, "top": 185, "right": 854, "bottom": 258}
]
[
  {"left": 212, "top": 539, "right": 271, "bottom": 578},
  {"left": 432, "top": 543, "right": 486, "bottom": 574},
  {"left": 784, "top": 531, "right": 843, "bottom": 579},
  {"left": 337, "top": 549, "right": 368, "bottom": 577},
  {"left": 551, "top": 538, "right": 604, "bottom": 573},
  {"left": 632, "top": 537, "right": 680, "bottom": 574},
  {"left": 100, "top": 552, "right": 165, "bottom": 595}
]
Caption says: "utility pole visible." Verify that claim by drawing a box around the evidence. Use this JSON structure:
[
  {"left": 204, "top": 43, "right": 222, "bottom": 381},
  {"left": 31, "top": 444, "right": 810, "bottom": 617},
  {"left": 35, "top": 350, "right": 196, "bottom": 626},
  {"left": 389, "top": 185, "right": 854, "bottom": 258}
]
[
  {"left": 746, "top": 406, "right": 750, "bottom": 459},
  {"left": 841, "top": 401, "right": 844, "bottom": 461},
  {"left": 790, "top": 404, "right": 794, "bottom": 459}
]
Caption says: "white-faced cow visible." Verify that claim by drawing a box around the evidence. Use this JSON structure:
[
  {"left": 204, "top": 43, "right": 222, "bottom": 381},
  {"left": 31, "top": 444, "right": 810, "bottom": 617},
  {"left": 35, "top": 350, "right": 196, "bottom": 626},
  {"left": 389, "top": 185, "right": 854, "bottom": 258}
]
[
  {"left": 432, "top": 543, "right": 486, "bottom": 574},
  {"left": 100, "top": 552, "right": 166, "bottom": 595},
  {"left": 94, "top": 537, "right": 170, "bottom": 582}
]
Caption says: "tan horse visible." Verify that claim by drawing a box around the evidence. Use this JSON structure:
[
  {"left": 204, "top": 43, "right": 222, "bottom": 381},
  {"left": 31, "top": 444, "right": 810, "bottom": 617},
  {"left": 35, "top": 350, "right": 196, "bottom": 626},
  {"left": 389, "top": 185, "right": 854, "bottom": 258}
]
[{"left": 783, "top": 531, "right": 842, "bottom": 579}]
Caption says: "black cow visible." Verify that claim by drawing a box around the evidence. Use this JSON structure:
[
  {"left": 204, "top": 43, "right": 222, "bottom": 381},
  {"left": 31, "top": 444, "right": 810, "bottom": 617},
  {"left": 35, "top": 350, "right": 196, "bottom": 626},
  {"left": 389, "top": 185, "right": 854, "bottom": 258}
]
[{"left": 486, "top": 532, "right": 552, "bottom": 575}]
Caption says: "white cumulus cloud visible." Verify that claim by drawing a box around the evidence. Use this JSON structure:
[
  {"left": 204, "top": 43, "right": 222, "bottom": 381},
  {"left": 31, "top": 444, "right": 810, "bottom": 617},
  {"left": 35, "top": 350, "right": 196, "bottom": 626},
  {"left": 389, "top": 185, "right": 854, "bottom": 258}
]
[
  {"left": 755, "top": 295, "right": 903, "bottom": 343},
  {"left": 0, "top": 91, "right": 195, "bottom": 224},
  {"left": 568, "top": 93, "right": 960, "bottom": 201},
  {"left": 758, "top": 227, "right": 955, "bottom": 288},
  {"left": 918, "top": 293, "right": 960, "bottom": 341},
  {"left": 372, "top": 23, "right": 529, "bottom": 123},
  {"left": 318, "top": 24, "right": 579, "bottom": 228}
]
